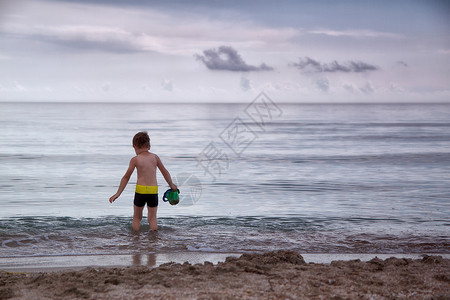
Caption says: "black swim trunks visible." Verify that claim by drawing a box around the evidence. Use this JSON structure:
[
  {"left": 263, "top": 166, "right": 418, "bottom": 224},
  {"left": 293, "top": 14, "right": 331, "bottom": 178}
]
[{"left": 134, "top": 193, "right": 158, "bottom": 207}]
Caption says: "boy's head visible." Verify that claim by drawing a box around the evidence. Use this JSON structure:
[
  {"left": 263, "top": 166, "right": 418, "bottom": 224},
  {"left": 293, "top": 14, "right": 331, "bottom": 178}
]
[{"left": 133, "top": 131, "right": 150, "bottom": 149}]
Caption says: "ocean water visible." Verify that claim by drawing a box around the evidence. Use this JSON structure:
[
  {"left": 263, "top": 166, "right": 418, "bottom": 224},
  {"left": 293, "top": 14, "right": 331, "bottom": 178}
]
[{"left": 0, "top": 100, "right": 449, "bottom": 257}]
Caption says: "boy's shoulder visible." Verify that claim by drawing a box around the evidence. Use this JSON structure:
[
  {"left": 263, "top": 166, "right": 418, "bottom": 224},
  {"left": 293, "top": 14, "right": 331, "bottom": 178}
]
[
  {"left": 152, "top": 153, "right": 161, "bottom": 163},
  {"left": 146, "top": 152, "right": 159, "bottom": 158},
  {"left": 150, "top": 152, "right": 160, "bottom": 158},
  {"left": 135, "top": 152, "right": 159, "bottom": 160}
]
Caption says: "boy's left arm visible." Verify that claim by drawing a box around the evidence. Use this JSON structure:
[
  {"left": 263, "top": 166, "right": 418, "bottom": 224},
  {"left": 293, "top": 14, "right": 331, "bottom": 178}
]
[{"left": 156, "top": 155, "right": 178, "bottom": 191}]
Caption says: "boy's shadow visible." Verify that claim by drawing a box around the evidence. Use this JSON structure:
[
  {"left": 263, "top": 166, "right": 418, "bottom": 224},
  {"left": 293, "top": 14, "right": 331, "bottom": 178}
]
[
  {"left": 130, "top": 227, "right": 159, "bottom": 267},
  {"left": 132, "top": 253, "right": 157, "bottom": 267}
]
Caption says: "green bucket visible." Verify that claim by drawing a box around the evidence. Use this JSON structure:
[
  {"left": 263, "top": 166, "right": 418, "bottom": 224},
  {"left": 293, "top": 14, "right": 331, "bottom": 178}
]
[{"left": 163, "top": 189, "right": 180, "bottom": 205}]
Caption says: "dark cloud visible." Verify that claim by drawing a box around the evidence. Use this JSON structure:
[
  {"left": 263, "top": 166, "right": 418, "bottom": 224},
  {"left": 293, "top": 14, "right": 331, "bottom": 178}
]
[
  {"left": 291, "top": 57, "right": 378, "bottom": 73},
  {"left": 397, "top": 61, "right": 408, "bottom": 67},
  {"left": 195, "top": 46, "right": 274, "bottom": 72}
]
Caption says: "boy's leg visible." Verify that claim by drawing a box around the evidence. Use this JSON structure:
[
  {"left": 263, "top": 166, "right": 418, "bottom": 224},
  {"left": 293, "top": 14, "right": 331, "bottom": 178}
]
[
  {"left": 147, "top": 206, "right": 158, "bottom": 231},
  {"left": 132, "top": 205, "right": 144, "bottom": 232}
]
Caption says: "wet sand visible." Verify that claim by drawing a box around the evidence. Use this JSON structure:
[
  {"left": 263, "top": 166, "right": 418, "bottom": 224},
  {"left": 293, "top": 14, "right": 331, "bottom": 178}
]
[{"left": 1, "top": 250, "right": 449, "bottom": 299}]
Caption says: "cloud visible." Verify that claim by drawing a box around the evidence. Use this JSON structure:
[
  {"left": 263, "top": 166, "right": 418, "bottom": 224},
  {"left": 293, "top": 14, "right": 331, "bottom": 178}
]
[
  {"left": 195, "top": 46, "right": 274, "bottom": 72},
  {"left": 291, "top": 57, "right": 378, "bottom": 73},
  {"left": 316, "top": 78, "right": 329, "bottom": 92},
  {"left": 240, "top": 76, "right": 252, "bottom": 91},
  {"left": 396, "top": 61, "right": 408, "bottom": 67},
  {"left": 342, "top": 82, "right": 376, "bottom": 95},
  {"left": 389, "top": 82, "right": 405, "bottom": 93},
  {"left": 437, "top": 49, "right": 450, "bottom": 55},
  {"left": 9, "top": 24, "right": 162, "bottom": 53},
  {"left": 359, "top": 82, "right": 374, "bottom": 94},
  {"left": 308, "top": 29, "right": 403, "bottom": 39},
  {"left": 161, "top": 78, "right": 173, "bottom": 91},
  {"left": 102, "top": 82, "right": 111, "bottom": 92},
  {"left": 343, "top": 83, "right": 356, "bottom": 93},
  {"left": 13, "top": 81, "right": 26, "bottom": 91},
  {"left": 0, "top": 0, "right": 300, "bottom": 56}
]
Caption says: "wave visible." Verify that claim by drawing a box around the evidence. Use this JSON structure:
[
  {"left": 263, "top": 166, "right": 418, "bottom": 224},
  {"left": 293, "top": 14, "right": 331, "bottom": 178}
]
[{"left": 1, "top": 216, "right": 448, "bottom": 258}]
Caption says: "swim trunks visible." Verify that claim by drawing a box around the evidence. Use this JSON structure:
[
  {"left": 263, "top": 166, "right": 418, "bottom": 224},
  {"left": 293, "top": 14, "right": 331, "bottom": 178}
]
[{"left": 134, "top": 185, "right": 158, "bottom": 207}]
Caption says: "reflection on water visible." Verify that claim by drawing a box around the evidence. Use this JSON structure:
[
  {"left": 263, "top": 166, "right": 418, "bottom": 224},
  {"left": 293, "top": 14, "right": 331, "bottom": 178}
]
[{"left": 132, "top": 253, "right": 157, "bottom": 267}]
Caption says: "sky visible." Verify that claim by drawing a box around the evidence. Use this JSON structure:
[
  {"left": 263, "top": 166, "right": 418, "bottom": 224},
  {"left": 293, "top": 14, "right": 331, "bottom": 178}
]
[{"left": 0, "top": 0, "right": 449, "bottom": 103}]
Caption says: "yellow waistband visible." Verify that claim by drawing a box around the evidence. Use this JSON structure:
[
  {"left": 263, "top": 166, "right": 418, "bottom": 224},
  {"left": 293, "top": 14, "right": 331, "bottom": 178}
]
[{"left": 135, "top": 185, "right": 158, "bottom": 194}]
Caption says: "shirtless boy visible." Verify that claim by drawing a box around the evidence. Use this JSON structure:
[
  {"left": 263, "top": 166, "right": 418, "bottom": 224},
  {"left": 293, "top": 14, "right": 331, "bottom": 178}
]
[{"left": 109, "top": 132, "right": 177, "bottom": 231}]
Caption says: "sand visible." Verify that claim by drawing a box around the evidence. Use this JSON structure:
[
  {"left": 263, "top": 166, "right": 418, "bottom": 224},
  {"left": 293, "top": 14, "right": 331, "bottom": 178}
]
[{"left": 1, "top": 250, "right": 449, "bottom": 299}]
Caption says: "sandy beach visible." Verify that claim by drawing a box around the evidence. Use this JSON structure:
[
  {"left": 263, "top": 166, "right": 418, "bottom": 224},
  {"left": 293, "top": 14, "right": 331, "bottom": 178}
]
[{"left": 1, "top": 250, "right": 449, "bottom": 299}]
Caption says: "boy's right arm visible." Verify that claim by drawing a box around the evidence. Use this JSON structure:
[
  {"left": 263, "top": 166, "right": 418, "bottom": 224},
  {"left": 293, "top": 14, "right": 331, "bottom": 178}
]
[{"left": 109, "top": 157, "right": 136, "bottom": 203}]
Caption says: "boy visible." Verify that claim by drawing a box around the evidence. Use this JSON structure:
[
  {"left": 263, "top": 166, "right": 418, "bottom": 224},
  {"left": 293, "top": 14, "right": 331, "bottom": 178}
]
[{"left": 109, "top": 131, "right": 177, "bottom": 231}]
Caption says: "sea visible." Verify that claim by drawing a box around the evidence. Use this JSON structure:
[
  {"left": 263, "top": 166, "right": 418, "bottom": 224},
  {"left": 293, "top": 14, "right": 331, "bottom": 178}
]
[{"left": 0, "top": 99, "right": 449, "bottom": 259}]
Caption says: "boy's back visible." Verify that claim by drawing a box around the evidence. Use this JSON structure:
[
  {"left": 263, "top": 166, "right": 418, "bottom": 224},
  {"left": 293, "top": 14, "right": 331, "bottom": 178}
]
[{"left": 134, "top": 152, "right": 158, "bottom": 186}]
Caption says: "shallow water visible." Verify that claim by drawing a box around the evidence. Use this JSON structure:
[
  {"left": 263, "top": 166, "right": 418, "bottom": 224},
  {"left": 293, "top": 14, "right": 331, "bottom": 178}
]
[
  {"left": 0, "top": 216, "right": 448, "bottom": 257},
  {"left": 0, "top": 101, "right": 449, "bottom": 256}
]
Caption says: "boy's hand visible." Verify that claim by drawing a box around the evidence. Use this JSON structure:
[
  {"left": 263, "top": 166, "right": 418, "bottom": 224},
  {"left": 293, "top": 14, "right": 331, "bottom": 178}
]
[
  {"left": 170, "top": 184, "right": 178, "bottom": 191},
  {"left": 109, "top": 194, "right": 119, "bottom": 203}
]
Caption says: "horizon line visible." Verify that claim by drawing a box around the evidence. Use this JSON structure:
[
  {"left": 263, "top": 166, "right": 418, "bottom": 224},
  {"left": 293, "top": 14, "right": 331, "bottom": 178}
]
[{"left": 1, "top": 100, "right": 450, "bottom": 105}]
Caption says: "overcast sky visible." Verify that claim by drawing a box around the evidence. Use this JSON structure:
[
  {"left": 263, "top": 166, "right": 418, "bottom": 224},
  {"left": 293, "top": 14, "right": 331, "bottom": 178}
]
[{"left": 0, "top": 0, "right": 449, "bottom": 102}]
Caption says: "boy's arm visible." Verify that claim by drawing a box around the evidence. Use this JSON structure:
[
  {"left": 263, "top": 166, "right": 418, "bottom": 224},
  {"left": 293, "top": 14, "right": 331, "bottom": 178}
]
[
  {"left": 156, "top": 155, "right": 178, "bottom": 191},
  {"left": 109, "top": 157, "right": 136, "bottom": 203}
]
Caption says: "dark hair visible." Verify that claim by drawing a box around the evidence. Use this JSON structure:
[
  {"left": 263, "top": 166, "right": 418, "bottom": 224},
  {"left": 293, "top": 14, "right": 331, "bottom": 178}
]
[{"left": 133, "top": 131, "right": 150, "bottom": 148}]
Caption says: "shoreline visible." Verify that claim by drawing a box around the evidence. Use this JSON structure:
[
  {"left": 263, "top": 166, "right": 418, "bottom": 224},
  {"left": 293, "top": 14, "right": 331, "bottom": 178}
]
[{"left": 1, "top": 252, "right": 450, "bottom": 273}]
